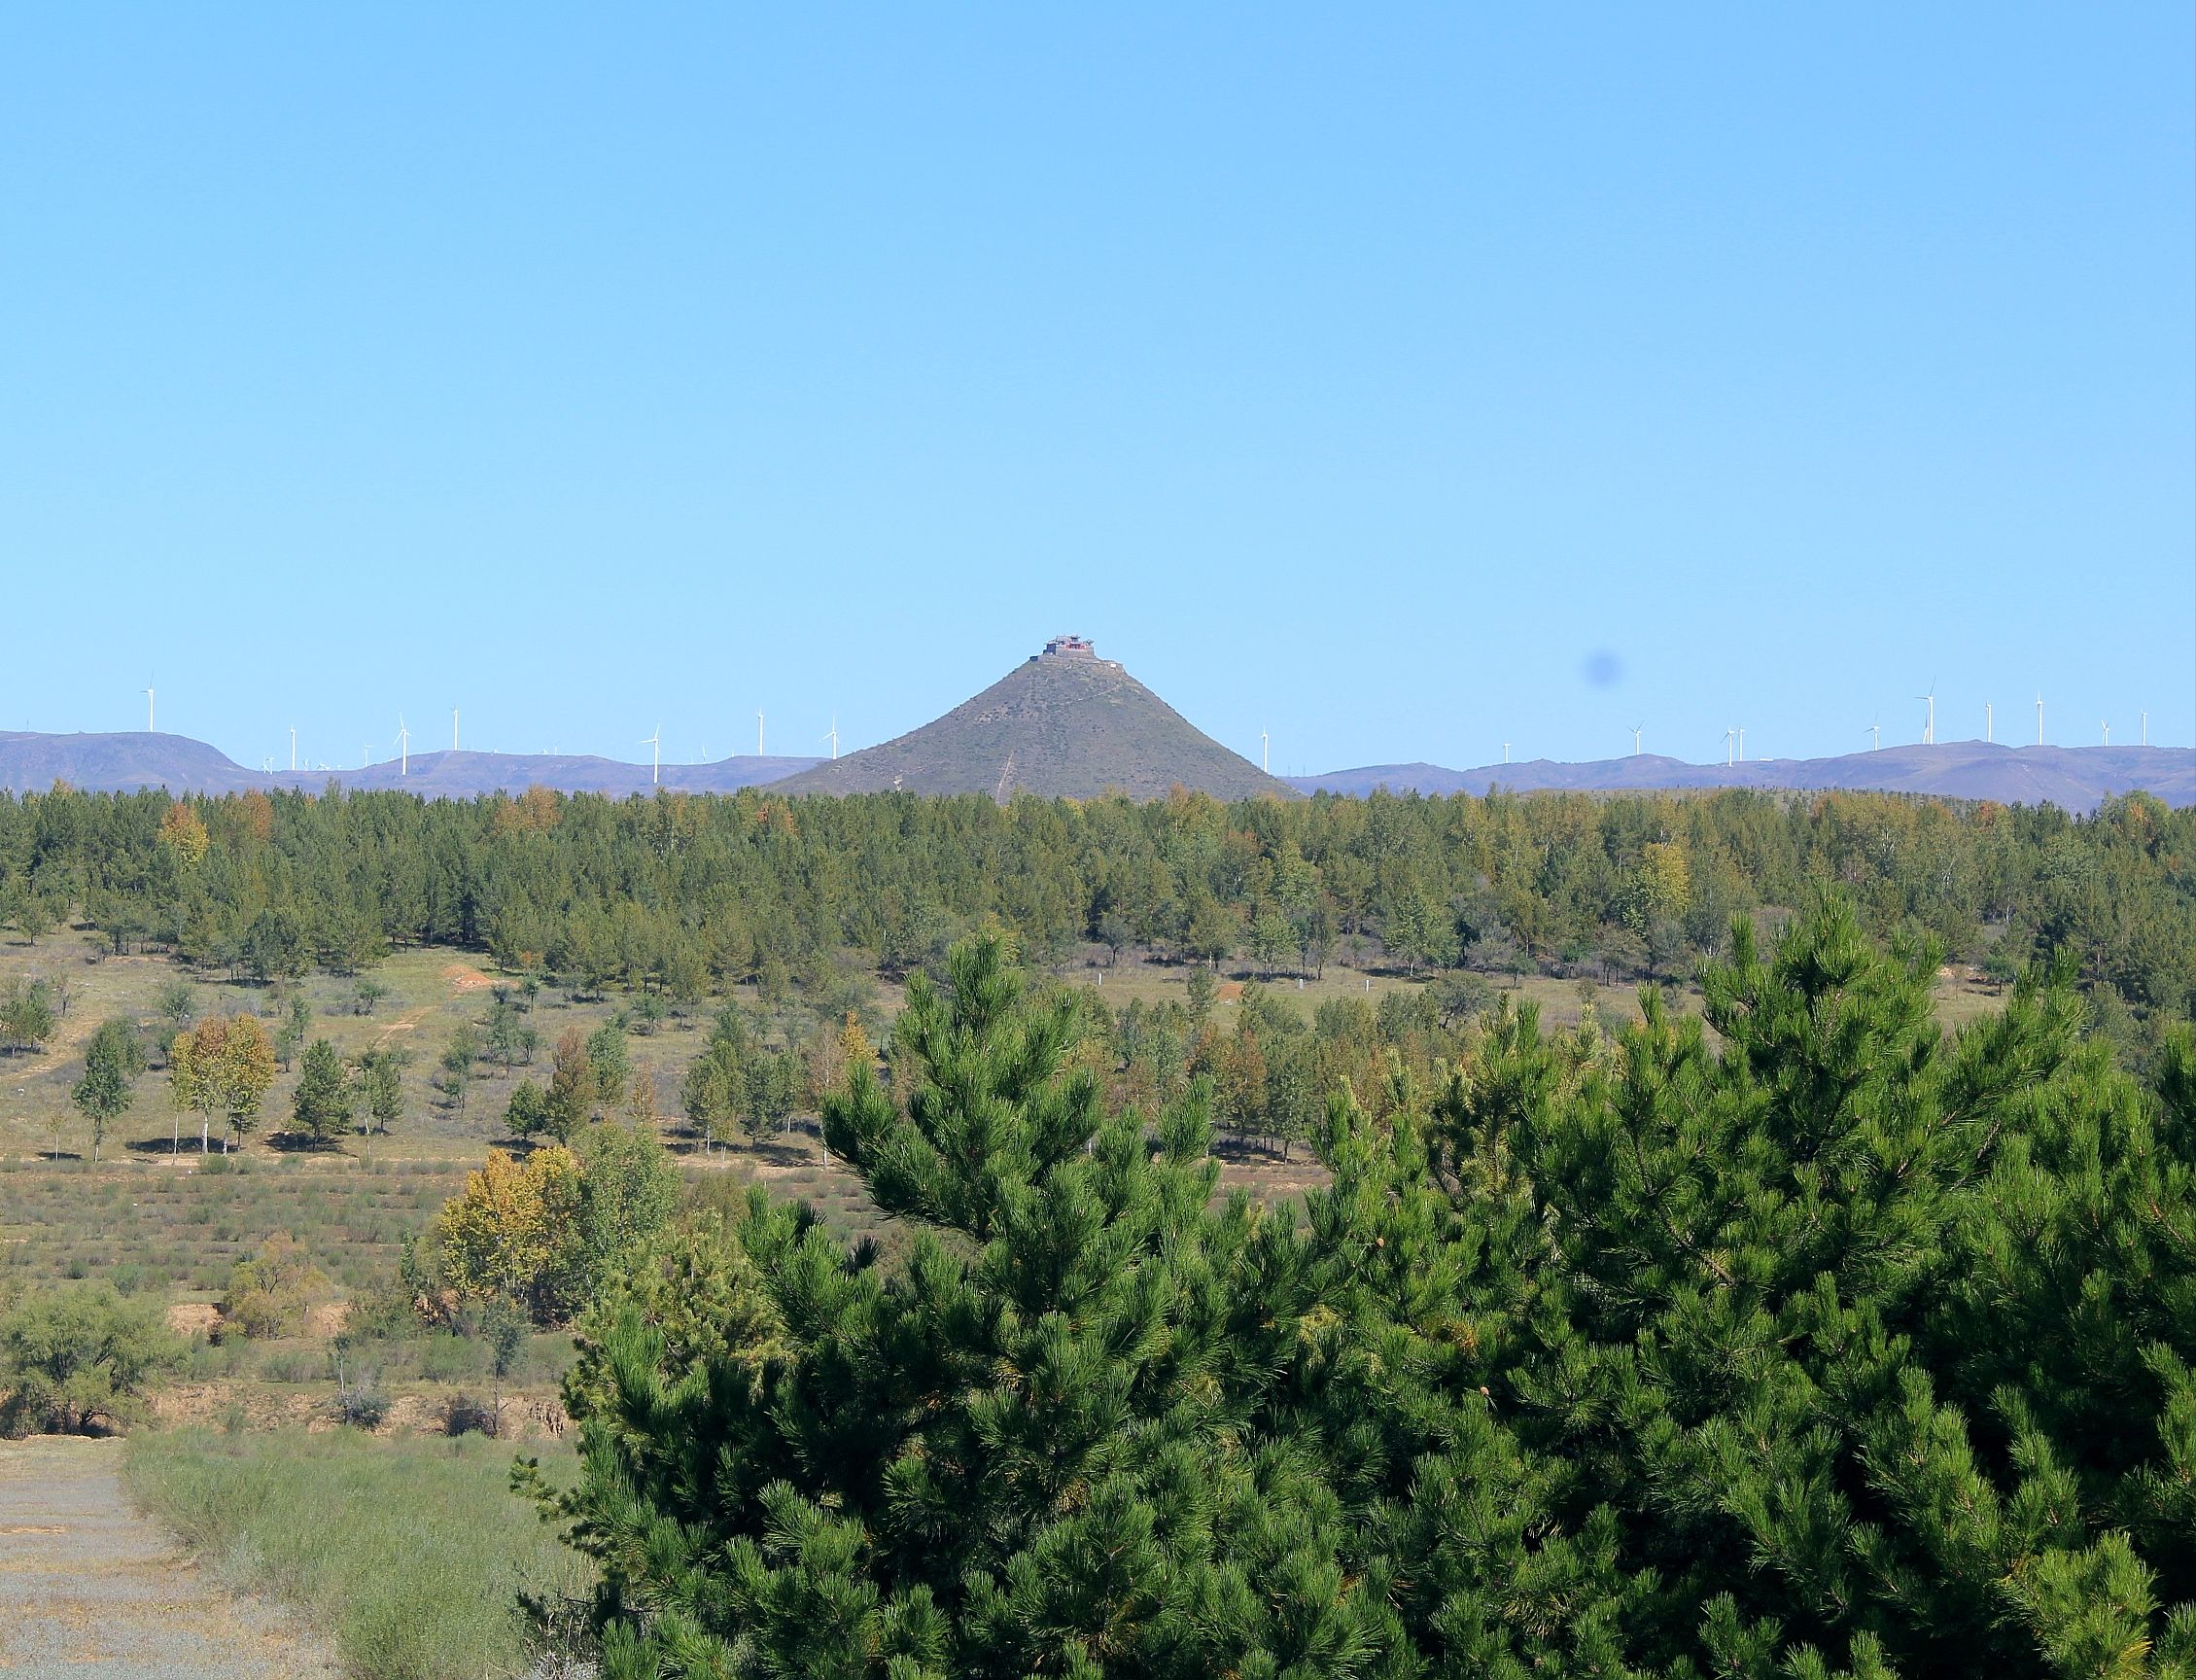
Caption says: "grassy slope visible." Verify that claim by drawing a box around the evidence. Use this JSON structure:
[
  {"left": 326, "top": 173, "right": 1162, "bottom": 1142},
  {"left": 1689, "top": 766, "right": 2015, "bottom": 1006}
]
[{"left": 125, "top": 1428, "right": 588, "bottom": 1680}]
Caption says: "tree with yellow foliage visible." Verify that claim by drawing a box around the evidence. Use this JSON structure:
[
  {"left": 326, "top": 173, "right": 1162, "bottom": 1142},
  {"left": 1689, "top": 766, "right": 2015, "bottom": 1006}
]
[
  {"left": 167, "top": 1014, "right": 277, "bottom": 1153},
  {"left": 430, "top": 1145, "right": 586, "bottom": 1322},
  {"left": 156, "top": 802, "right": 209, "bottom": 868}
]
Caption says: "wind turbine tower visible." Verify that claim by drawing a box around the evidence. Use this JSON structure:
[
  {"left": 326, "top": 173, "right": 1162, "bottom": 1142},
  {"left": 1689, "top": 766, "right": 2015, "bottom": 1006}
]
[
  {"left": 145, "top": 683, "right": 155, "bottom": 733},
  {"left": 1918, "top": 685, "right": 1935, "bottom": 746},
  {"left": 288, "top": 726, "right": 297, "bottom": 773},
  {"left": 642, "top": 724, "right": 662, "bottom": 786},
  {"left": 823, "top": 717, "right": 839, "bottom": 760},
  {"left": 1630, "top": 723, "right": 1643, "bottom": 755},
  {"left": 2102, "top": 720, "right": 2110, "bottom": 746},
  {"left": 2142, "top": 712, "right": 2147, "bottom": 747},
  {"left": 1724, "top": 727, "right": 1734, "bottom": 767},
  {"left": 1502, "top": 742, "right": 1510, "bottom": 764},
  {"left": 1986, "top": 701, "right": 1993, "bottom": 744},
  {"left": 452, "top": 706, "right": 460, "bottom": 752},
  {"left": 2036, "top": 693, "right": 2044, "bottom": 746},
  {"left": 756, "top": 712, "right": 764, "bottom": 756},
  {"left": 1737, "top": 726, "right": 1745, "bottom": 762},
  {"left": 396, "top": 716, "right": 409, "bottom": 777},
  {"left": 1261, "top": 728, "right": 1270, "bottom": 774}
]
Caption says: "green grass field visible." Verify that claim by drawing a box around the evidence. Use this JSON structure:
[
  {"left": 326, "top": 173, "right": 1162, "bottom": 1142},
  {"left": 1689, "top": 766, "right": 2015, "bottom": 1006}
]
[{"left": 125, "top": 1427, "right": 589, "bottom": 1680}]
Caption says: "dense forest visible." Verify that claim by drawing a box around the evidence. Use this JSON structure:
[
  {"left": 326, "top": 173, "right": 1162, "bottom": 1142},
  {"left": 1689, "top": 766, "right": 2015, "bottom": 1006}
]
[{"left": 2, "top": 782, "right": 2189, "bottom": 1027}]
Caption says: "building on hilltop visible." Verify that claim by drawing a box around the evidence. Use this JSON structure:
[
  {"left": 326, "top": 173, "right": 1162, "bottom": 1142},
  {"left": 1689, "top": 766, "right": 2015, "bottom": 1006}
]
[{"left": 1040, "top": 635, "right": 1097, "bottom": 659}]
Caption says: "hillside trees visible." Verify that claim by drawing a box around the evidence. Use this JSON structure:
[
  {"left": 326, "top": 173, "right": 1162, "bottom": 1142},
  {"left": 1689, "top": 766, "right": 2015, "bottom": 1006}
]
[
  {"left": 0, "top": 977, "right": 56, "bottom": 1053},
  {"left": 423, "top": 1123, "right": 678, "bottom": 1326},
  {"left": 1393, "top": 900, "right": 2196, "bottom": 1673},
  {"left": 556, "top": 933, "right": 1420, "bottom": 1673},
  {"left": 168, "top": 1014, "right": 277, "bottom": 1153},
  {"left": 71, "top": 1016, "right": 146, "bottom": 1161},
  {"left": 0, "top": 781, "right": 2191, "bottom": 1032},
  {"left": 552, "top": 915, "right": 2196, "bottom": 1676},
  {"left": 356, "top": 1047, "right": 405, "bottom": 1152},
  {"left": 290, "top": 1037, "right": 353, "bottom": 1145}
]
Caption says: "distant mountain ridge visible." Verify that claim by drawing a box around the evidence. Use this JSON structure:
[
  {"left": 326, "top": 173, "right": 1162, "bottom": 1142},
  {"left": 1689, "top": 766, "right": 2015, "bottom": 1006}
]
[
  {"left": 770, "top": 642, "right": 1297, "bottom": 802},
  {"left": 0, "top": 732, "right": 819, "bottom": 798},
  {"left": 3, "top": 724, "right": 2188, "bottom": 813},
  {"left": 1289, "top": 743, "right": 2195, "bottom": 814}
]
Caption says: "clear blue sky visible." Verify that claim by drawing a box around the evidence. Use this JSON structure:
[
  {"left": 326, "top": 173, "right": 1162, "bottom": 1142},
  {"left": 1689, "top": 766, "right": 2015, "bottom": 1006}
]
[{"left": 4, "top": 6, "right": 2190, "bottom": 774}]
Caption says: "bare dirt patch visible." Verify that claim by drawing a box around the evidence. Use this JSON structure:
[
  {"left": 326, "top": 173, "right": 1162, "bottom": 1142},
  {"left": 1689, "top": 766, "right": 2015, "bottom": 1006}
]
[
  {"left": 165, "top": 1302, "right": 220, "bottom": 1338},
  {"left": 441, "top": 962, "right": 495, "bottom": 993}
]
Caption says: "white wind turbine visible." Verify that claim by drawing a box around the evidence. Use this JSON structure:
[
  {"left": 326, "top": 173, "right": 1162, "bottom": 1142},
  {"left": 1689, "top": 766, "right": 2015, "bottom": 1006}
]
[
  {"left": 1723, "top": 727, "right": 1734, "bottom": 767},
  {"left": 1737, "top": 726, "right": 1745, "bottom": 762},
  {"left": 1918, "top": 682, "right": 1935, "bottom": 746},
  {"left": 2101, "top": 719, "right": 2110, "bottom": 746},
  {"left": 756, "top": 712, "right": 764, "bottom": 756},
  {"left": 288, "top": 726, "right": 297, "bottom": 773},
  {"left": 2036, "top": 693, "right": 2044, "bottom": 746},
  {"left": 2141, "top": 712, "right": 2147, "bottom": 747},
  {"left": 1261, "top": 728, "right": 1270, "bottom": 774},
  {"left": 1868, "top": 718, "right": 1881, "bottom": 752},
  {"left": 144, "top": 682, "right": 155, "bottom": 733},
  {"left": 1502, "top": 741, "right": 1511, "bottom": 764},
  {"left": 1985, "top": 701, "right": 1994, "bottom": 744},
  {"left": 641, "top": 723, "right": 662, "bottom": 785},
  {"left": 823, "top": 717, "right": 839, "bottom": 760},
  {"left": 1630, "top": 723, "right": 1644, "bottom": 755},
  {"left": 452, "top": 706, "right": 460, "bottom": 752},
  {"left": 395, "top": 716, "right": 410, "bottom": 777}
]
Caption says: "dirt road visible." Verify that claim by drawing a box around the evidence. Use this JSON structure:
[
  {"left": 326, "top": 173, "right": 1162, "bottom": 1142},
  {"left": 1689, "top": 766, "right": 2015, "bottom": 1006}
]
[{"left": 0, "top": 1435, "right": 335, "bottom": 1678}]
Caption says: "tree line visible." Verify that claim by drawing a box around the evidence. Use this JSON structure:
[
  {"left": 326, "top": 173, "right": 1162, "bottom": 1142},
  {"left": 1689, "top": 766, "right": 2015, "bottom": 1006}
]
[{"left": 2, "top": 780, "right": 2190, "bottom": 1031}]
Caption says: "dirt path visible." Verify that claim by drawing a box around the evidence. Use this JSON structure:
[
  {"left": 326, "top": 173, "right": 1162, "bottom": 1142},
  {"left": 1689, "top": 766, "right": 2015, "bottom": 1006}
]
[{"left": 0, "top": 1436, "right": 336, "bottom": 1679}]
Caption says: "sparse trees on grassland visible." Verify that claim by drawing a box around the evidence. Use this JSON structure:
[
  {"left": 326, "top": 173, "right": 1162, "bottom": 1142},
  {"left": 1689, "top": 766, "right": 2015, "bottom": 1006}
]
[
  {"left": 168, "top": 1014, "right": 277, "bottom": 1153},
  {"left": 72, "top": 1017, "right": 146, "bottom": 1161},
  {"left": 0, "top": 978, "right": 56, "bottom": 1053},
  {"left": 583, "top": 1021, "right": 629, "bottom": 1110},
  {"left": 356, "top": 1047, "right": 405, "bottom": 1154},
  {"left": 157, "top": 977, "right": 196, "bottom": 1033},
  {"left": 680, "top": 1037, "right": 741, "bottom": 1152},
  {"left": 291, "top": 1037, "right": 353, "bottom": 1144},
  {"left": 545, "top": 1028, "right": 597, "bottom": 1140}
]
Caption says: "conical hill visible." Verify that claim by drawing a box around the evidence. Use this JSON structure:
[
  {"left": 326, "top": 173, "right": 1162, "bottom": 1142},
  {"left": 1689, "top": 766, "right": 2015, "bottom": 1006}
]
[{"left": 771, "top": 640, "right": 1295, "bottom": 802}]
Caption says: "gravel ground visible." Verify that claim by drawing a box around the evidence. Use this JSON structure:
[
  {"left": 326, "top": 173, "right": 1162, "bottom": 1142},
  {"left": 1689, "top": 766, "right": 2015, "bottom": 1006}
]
[{"left": 0, "top": 1435, "right": 336, "bottom": 1679}]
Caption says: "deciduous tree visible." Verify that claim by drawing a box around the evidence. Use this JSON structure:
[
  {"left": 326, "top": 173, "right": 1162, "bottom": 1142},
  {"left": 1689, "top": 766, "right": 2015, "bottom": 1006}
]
[{"left": 71, "top": 1017, "right": 146, "bottom": 1162}]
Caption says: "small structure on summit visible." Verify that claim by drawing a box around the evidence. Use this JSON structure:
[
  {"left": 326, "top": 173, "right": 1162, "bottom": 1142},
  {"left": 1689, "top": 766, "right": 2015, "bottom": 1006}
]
[{"left": 1039, "top": 634, "right": 1098, "bottom": 660}]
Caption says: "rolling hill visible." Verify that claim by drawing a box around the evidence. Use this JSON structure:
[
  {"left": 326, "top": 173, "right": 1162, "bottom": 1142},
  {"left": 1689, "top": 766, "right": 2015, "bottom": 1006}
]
[
  {"left": 769, "top": 640, "right": 1299, "bottom": 802},
  {"left": 1290, "top": 743, "right": 2195, "bottom": 814},
  {"left": 0, "top": 732, "right": 818, "bottom": 798}
]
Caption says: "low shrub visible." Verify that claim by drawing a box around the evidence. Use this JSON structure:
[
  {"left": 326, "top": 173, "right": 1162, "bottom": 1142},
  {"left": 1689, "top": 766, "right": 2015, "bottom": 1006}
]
[
  {"left": 218, "top": 1232, "right": 331, "bottom": 1341},
  {"left": 0, "top": 1282, "right": 182, "bottom": 1435},
  {"left": 331, "top": 1383, "right": 388, "bottom": 1430},
  {"left": 441, "top": 1392, "right": 498, "bottom": 1437}
]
